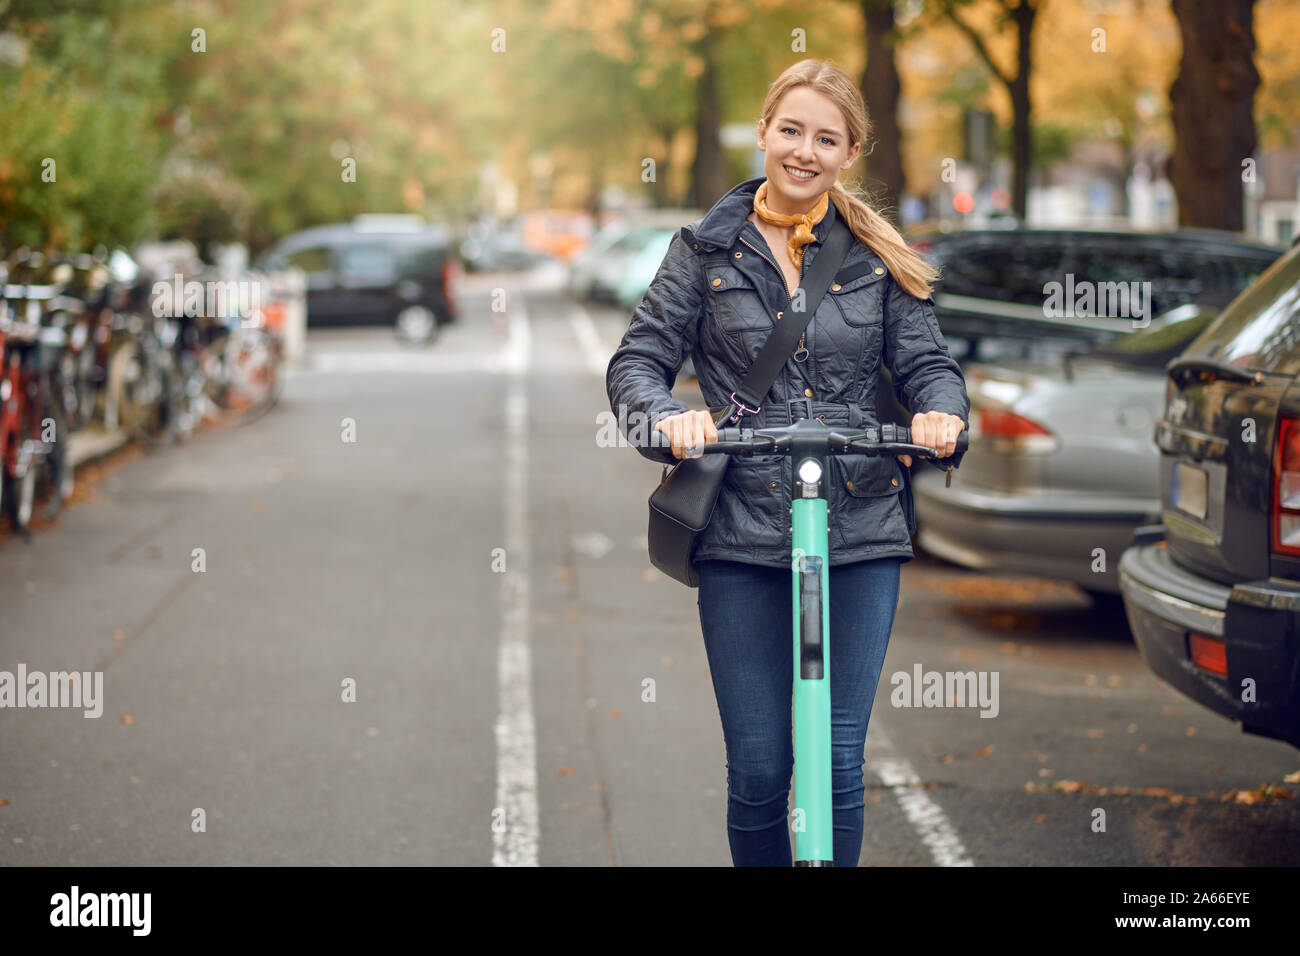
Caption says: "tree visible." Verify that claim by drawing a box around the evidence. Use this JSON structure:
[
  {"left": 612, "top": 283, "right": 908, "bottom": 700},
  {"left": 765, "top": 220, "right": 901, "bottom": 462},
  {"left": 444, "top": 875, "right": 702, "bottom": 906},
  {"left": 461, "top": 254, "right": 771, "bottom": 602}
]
[
  {"left": 937, "top": 0, "right": 1040, "bottom": 220},
  {"left": 1168, "top": 0, "right": 1259, "bottom": 230},
  {"left": 860, "top": 0, "right": 905, "bottom": 226}
]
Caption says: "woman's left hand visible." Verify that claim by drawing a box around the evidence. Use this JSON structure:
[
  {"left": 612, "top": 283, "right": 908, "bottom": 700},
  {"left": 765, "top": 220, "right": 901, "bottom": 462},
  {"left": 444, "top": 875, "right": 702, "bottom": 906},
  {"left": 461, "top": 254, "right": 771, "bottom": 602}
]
[{"left": 897, "top": 411, "right": 965, "bottom": 467}]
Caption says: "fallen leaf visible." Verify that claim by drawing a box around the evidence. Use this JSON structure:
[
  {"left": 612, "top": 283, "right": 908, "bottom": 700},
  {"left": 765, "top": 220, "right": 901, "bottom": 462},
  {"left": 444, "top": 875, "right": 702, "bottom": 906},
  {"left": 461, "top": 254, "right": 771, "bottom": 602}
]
[
  {"left": 1085, "top": 728, "right": 1105, "bottom": 738},
  {"left": 120, "top": 714, "right": 134, "bottom": 724},
  {"left": 609, "top": 709, "right": 622, "bottom": 719},
  {"left": 1056, "top": 779, "right": 1086, "bottom": 793},
  {"left": 1034, "top": 814, "right": 1045, "bottom": 823},
  {"left": 556, "top": 767, "right": 575, "bottom": 776},
  {"left": 971, "top": 744, "right": 994, "bottom": 758}
]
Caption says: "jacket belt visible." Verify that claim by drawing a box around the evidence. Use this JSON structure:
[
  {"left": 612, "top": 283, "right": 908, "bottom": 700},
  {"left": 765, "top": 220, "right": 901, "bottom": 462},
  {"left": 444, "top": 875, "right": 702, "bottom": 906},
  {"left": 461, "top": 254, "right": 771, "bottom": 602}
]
[{"left": 752, "top": 398, "right": 873, "bottom": 427}]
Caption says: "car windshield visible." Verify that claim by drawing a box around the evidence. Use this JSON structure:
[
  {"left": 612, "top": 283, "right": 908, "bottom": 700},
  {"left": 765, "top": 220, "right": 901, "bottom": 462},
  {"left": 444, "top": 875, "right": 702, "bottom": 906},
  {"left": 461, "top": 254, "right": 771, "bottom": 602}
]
[
  {"left": 608, "top": 229, "right": 661, "bottom": 252},
  {"left": 1186, "top": 245, "right": 1300, "bottom": 375}
]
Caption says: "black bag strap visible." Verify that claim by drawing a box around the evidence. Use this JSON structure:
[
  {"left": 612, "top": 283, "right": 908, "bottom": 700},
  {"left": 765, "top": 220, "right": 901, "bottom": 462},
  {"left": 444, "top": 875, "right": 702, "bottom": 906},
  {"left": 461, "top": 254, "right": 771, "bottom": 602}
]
[{"left": 723, "top": 215, "right": 853, "bottom": 424}]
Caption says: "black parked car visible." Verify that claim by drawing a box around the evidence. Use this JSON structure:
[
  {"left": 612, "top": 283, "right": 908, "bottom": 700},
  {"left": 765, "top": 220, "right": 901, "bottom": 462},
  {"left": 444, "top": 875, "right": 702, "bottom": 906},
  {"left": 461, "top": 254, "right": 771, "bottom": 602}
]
[
  {"left": 908, "top": 227, "right": 1283, "bottom": 363},
  {"left": 1118, "top": 234, "right": 1300, "bottom": 749},
  {"left": 255, "top": 215, "right": 461, "bottom": 342}
]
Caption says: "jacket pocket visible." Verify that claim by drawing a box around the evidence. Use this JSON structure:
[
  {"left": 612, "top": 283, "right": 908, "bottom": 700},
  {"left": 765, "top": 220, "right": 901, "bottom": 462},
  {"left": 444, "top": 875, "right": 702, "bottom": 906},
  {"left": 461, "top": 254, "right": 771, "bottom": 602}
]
[
  {"left": 827, "top": 267, "right": 887, "bottom": 328},
  {"left": 828, "top": 454, "right": 908, "bottom": 549},
  {"left": 714, "top": 453, "right": 788, "bottom": 544},
  {"left": 704, "top": 261, "right": 775, "bottom": 334},
  {"left": 833, "top": 454, "right": 903, "bottom": 497}
]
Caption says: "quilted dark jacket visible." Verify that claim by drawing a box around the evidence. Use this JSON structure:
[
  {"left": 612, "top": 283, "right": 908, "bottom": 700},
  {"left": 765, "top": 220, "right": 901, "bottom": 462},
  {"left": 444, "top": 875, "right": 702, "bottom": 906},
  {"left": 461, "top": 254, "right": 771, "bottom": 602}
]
[{"left": 606, "top": 175, "right": 970, "bottom": 569}]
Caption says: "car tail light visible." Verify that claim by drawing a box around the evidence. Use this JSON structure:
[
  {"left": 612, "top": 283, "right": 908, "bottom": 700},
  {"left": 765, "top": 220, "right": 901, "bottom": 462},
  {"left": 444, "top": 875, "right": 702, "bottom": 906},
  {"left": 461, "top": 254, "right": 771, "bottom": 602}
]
[
  {"left": 1187, "top": 632, "right": 1227, "bottom": 676},
  {"left": 442, "top": 257, "right": 461, "bottom": 316},
  {"left": 1271, "top": 414, "right": 1300, "bottom": 556},
  {"left": 977, "top": 408, "right": 1057, "bottom": 454}
]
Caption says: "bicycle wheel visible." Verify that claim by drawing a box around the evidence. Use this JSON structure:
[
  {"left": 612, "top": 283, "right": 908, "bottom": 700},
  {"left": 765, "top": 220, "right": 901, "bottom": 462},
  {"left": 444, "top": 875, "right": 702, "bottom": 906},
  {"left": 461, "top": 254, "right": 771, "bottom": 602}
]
[{"left": 114, "top": 338, "right": 167, "bottom": 446}]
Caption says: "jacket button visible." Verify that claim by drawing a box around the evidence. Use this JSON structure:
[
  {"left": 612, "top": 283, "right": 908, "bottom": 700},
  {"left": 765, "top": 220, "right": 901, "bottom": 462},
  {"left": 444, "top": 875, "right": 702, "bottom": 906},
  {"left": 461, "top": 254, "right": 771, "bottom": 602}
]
[
  {"left": 734, "top": 251, "right": 742, "bottom": 258},
  {"left": 804, "top": 388, "right": 813, "bottom": 397},
  {"left": 712, "top": 278, "right": 722, "bottom": 287},
  {"left": 768, "top": 481, "right": 777, "bottom": 488},
  {"left": 693, "top": 243, "right": 699, "bottom": 249},
  {"left": 831, "top": 283, "right": 841, "bottom": 291},
  {"left": 874, "top": 267, "right": 884, "bottom": 275},
  {"left": 776, "top": 310, "right": 783, "bottom": 320},
  {"left": 891, "top": 477, "right": 899, "bottom": 486},
  {"left": 846, "top": 480, "right": 854, "bottom": 490}
]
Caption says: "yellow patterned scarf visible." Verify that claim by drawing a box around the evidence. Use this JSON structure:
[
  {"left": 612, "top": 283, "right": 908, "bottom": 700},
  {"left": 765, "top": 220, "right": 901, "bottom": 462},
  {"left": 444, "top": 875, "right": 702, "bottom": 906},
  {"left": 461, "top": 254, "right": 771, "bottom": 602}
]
[{"left": 752, "top": 180, "right": 829, "bottom": 269}]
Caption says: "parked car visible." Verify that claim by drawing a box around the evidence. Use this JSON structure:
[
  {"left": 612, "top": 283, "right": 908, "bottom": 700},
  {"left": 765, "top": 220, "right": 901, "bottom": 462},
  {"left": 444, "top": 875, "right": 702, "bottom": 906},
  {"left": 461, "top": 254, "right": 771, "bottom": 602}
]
[
  {"left": 614, "top": 229, "right": 678, "bottom": 310},
  {"left": 574, "top": 225, "right": 682, "bottom": 305},
  {"left": 568, "top": 209, "right": 703, "bottom": 301},
  {"left": 910, "top": 226, "right": 1283, "bottom": 363},
  {"left": 1118, "top": 235, "right": 1300, "bottom": 749},
  {"left": 911, "top": 303, "right": 1222, "bottom": 597},
  {"left": 255, "top": 215, "right": 461, "bottom": 342},
  {"left": 460, "top": 227, "right": 553, "bottom": 272}
]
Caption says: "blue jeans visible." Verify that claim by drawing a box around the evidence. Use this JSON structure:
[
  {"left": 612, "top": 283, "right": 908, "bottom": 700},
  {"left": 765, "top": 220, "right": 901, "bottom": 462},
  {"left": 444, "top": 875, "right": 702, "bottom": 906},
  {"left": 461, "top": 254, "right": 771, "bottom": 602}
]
[{"left": 696, "top": 556, "right": 902, "bottom": 866}]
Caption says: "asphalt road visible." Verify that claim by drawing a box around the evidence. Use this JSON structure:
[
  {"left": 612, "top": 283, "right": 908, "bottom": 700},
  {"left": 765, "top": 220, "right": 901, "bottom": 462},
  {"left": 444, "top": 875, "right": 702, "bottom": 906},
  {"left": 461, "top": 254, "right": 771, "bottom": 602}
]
[{"left": 1, "top": 263, "right": 1297, "bottom": 866}]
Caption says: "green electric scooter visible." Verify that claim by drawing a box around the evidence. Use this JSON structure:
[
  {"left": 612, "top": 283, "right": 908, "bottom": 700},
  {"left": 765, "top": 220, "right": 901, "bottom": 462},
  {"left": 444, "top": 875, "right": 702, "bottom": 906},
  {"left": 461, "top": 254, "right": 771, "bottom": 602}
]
[{"left": 695, "top": 418, "right": 967, "bottom": 866}]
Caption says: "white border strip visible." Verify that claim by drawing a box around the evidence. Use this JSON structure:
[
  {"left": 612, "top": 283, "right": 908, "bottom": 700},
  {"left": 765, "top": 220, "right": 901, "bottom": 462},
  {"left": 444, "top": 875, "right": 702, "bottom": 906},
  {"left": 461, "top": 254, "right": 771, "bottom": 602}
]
[{"left": 492, "top": 293, "right": 539, "bottom": 866}]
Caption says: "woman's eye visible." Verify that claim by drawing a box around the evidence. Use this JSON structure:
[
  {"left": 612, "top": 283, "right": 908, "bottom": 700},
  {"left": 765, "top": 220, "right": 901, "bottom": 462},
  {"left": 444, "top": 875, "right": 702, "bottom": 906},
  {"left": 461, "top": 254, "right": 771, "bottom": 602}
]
[{"left": 781, "top": 127, "right": 834, "bottom": 146}]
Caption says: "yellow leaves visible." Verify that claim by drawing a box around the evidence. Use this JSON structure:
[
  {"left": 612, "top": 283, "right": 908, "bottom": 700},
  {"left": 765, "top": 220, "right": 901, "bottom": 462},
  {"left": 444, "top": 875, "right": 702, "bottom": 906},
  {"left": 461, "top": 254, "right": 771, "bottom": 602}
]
[
  {"left": 1221, "top": 783, "right": 1293, "bottom": 804},
  {"left": 1024, "top": 779, "right": 1199, "bottom": 804},
  {"left": 943, "top": 743, "right": 993, "bottom": 762}
]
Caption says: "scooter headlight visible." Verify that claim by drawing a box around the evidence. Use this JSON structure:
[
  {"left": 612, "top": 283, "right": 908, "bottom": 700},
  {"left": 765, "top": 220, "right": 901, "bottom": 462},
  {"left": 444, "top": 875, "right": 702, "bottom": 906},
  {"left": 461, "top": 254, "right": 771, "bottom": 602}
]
[{"left": 797, "top": 459, "right": 822, "bottom": 484}]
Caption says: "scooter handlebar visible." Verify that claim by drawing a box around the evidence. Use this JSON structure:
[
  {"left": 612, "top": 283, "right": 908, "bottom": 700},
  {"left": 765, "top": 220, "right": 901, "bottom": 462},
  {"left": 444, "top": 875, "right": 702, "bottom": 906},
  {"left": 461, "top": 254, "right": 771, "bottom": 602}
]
[{"left": 687, "top": 423, "right": 969, "bottom": 463}]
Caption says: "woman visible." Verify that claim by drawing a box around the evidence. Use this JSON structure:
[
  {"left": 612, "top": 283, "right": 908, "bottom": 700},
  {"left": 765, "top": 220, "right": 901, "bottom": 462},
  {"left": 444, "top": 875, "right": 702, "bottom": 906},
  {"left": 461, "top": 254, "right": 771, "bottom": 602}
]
[{"left": 605, "top": 58, "right": 969, "bottom": 866}]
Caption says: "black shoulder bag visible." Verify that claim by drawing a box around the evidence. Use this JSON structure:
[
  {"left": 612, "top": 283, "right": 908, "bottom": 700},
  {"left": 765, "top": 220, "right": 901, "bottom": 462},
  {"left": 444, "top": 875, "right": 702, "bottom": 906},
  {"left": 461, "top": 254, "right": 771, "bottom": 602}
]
[{"left": 646, "top": 216, "right": 853, "bottom": 586}]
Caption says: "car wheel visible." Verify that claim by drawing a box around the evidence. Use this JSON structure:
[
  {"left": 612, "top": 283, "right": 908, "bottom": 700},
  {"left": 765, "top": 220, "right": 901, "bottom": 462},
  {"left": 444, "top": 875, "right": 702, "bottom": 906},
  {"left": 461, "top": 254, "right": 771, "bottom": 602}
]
[{"left": 395, "top": 306, "right": 438, "bottom": 346}]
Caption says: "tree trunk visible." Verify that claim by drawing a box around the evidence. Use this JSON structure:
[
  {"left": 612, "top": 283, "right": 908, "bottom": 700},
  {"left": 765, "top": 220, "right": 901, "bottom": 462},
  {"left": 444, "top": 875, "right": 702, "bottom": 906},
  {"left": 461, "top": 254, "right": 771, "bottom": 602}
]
[
  {"left": 652, "top": 124, "right": 674, "bottom": 209},
  {"left": 689, "top": 30, "right": 728, "bottom": 210},
  {"left": 1168, "top": 0, "right": 1259, "bottom": 230},
  {"left": 1008, "top": 0, "right": 1035, "bottom": 222},
  {"left": 862, "top": 0, "right": 904, "bottom": 226}
]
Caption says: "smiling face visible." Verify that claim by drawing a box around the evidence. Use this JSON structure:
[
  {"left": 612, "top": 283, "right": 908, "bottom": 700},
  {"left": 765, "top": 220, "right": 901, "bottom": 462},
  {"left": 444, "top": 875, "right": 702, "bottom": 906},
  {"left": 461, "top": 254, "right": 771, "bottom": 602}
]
[{"left": 757, "top": 86, "right": 861, "bottom": 217}]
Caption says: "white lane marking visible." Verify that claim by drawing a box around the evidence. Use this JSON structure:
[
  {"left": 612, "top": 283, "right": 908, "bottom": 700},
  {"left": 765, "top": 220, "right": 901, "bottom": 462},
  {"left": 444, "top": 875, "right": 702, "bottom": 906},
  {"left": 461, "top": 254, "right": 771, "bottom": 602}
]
[
  {"left": 485, "top": 291, "right": 532, "bottom": 373},
  {"left": 493, "top": 294, "right": 539, "bottom": 867},
  {"left": 867, "top": 726, "right": 974, "bottom": 866},
  {"left": 567, "top": 304, "right": 612, "bottom": 376}
]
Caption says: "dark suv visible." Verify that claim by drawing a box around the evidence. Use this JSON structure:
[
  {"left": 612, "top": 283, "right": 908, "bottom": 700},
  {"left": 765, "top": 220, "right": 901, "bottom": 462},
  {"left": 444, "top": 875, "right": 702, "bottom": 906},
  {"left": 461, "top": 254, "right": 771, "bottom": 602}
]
[
  {"left": 1118, "top": 235, "right": 1300, "bottom": 749},
  {"left": 255, "top": 215, "right": 461, "bottom": 341}
]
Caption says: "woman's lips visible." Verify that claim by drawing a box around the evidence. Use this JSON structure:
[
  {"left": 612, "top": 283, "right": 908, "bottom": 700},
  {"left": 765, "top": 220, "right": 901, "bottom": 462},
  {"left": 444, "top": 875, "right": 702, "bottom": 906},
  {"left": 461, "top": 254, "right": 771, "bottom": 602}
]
[{"left": 784, "top": 164, "right": 818, "bottom": 182}]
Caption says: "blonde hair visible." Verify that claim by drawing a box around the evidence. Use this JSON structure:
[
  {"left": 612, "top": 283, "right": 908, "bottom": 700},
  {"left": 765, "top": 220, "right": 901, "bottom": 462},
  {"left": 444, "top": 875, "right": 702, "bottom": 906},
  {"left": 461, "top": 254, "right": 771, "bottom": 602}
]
[{"left": 759, "top": 58, "right": 939, "bottom": 299}]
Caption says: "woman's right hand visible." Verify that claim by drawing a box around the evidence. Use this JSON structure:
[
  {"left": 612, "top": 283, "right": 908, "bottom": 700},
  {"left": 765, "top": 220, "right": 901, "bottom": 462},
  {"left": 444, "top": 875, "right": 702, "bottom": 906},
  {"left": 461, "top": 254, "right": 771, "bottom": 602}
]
[{"left": 655, "top": 409, "right": 719, "bottom": 459}]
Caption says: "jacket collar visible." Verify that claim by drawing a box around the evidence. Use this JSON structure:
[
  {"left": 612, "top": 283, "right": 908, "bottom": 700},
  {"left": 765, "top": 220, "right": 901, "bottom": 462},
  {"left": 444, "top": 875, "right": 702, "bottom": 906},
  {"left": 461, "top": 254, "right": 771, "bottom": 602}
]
[{"left": 685, "top": 175, "right": 839, "bottom": 252}]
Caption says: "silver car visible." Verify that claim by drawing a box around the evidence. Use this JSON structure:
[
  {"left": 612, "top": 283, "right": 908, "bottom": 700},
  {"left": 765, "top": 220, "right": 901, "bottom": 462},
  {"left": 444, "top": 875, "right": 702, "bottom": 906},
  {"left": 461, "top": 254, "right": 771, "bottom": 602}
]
[{"left": 912, "top": 305, "right": 1220, "bottom": 597}]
